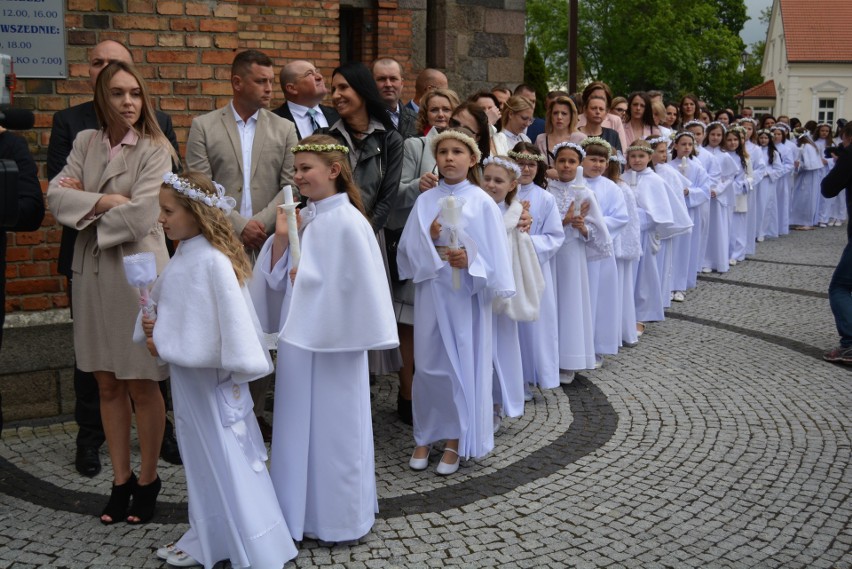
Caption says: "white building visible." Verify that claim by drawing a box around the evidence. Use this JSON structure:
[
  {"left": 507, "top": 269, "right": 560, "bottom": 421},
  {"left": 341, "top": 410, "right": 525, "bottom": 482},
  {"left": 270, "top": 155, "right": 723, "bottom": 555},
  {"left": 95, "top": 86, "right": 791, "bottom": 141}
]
[{"left": 761, "top": 0, "right": 852, "bottom": 124}]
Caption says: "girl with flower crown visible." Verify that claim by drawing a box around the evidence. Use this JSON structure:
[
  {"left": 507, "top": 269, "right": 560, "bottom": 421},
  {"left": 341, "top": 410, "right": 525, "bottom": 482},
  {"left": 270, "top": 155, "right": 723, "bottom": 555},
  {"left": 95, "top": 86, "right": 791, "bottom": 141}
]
[
  {"left": 397, "top": 129, "right": 514, "bottom": 476},
  {"left": 738, "top": 119, "right": 768, "bottom": 253},
  {"left": 814, "top": 123, "right": 838, "bottom": 227},
  {"left": 645, "top": 135, "right": 694, "bottom": 304},
  {"left": 482, "top": 155, "right": 544, "bottom": 431},
  {"left": 724, "top": 127, "right": 751, "bottom": 262},
  {"left": 755, "top": 129, "right": 784, "bottom": 240},
  {"left": 701, "top": 122, "right": 738, "bottom": 273},
  {"left": 580, "top": 137, "right": 628, "bottom": 366},
  {"left": 548, "top": 142, "right": 612, "bottom": 379},
  {"left": 250, "top": 134, "right": 398, "bottom": 543},
  {"left": 772, "top": 124, "right": 796, "bottom": 235},
  {"left": 789, "top": 131, "right": 826, "bottom": 230},
  {"left": 139, "top": 171, "right": 297, "bottom": 568},
  {"left": 508, "top": 142, "right": 565, "bottom": 392}
]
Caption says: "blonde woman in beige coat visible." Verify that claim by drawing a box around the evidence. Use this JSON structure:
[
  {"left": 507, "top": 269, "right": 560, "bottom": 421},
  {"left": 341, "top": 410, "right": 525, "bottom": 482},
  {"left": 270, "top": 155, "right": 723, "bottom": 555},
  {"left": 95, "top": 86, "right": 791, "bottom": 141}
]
[{"left": 47, "top": 61, "right": 176, "bottom": 525}]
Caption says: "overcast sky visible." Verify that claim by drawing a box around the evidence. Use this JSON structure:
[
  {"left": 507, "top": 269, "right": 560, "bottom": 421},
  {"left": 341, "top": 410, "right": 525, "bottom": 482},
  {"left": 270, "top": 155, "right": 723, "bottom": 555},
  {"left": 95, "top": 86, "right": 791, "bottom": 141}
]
[{"left": 741, "top": 0, "right": 773, "bottom": 47}]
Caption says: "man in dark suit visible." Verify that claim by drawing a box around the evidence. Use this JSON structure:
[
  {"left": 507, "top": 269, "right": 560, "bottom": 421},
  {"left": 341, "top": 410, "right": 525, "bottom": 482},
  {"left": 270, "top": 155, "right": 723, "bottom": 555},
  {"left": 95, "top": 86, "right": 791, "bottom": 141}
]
[
  {"left": 46, "top": 39, "right": 182, "bottom": 476},
  {"left": 272, "top": 60, "right": 339, "bottom": 140},
  {"left": 371, "top": 57, "right": 418, "bottom": 139},
  {"left": 822, "top": 121, "right": 852, "bottom": 364}
]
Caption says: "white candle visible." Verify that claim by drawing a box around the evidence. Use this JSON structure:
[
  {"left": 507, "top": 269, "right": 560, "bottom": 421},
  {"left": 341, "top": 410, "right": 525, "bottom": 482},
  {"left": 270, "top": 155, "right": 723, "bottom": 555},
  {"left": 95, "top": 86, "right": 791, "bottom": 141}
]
[
  {"left": 278, "top": 201, "right": 301, "bottom": 268},
  {"left": 442, "top": 196, "right": 462, "bottom": 290},
  {"left": 283, "top": 184, "right": 294, "bottom": 206},
  {"left": 632, "top": 170, "right": 638, "bottom": 187}
]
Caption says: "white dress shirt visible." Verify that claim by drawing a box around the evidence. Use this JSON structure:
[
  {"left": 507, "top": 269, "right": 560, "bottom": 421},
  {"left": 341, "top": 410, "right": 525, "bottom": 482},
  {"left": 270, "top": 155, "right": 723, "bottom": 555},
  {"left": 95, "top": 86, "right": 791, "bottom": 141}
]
[
  {"left": 287, "top": 101, "right": 329, "bottom": 137},
  {"left": 232, "top": 102, "right": 260, "bottom": 218}
]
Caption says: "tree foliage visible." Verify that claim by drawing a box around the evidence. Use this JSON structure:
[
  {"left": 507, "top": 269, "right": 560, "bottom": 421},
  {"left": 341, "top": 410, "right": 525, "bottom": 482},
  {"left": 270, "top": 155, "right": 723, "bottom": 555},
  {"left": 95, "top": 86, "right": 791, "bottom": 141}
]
[
  {"left": 526, "top": 0, "right": 750, "bottom": 110},
  {"left": 524, "top": 42, "right": 549, "bottom": 116}
]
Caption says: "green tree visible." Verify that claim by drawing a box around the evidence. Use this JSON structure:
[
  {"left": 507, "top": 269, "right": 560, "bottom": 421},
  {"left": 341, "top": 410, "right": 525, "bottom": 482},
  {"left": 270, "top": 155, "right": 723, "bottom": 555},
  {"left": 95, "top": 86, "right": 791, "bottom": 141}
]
[
  {"left": 525, "top": 0, "right": 569, "bottom": 87},
  {"left": 527, "top": 0, "right": 749, "bottom": 109},
  {"left": 524, "top": 42, "right": 549, "bottom": 116}
]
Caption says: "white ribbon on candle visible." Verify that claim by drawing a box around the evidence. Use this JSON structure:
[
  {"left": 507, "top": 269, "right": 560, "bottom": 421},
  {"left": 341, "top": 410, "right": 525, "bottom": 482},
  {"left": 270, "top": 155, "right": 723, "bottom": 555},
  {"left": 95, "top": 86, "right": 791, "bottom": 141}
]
[{"left": 279, "top": 185, "right": 301, "bottom": 268}]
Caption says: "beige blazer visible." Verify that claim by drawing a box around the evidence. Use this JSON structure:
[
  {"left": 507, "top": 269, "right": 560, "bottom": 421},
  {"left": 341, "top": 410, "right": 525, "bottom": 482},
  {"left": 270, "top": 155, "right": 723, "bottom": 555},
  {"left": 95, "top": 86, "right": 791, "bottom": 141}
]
[
  {"left": 47, "top": 130, "right": 170, "bottom": 380},
  {"left": 185, "top": 105, "right": 298, "bottom": 237}
]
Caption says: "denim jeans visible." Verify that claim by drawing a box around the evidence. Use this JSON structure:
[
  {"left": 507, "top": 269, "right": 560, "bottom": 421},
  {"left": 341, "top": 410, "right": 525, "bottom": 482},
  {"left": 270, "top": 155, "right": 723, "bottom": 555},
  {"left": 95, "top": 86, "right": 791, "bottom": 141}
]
[{"left": 829, "top": 241, "right": 852, "bottom": 347}]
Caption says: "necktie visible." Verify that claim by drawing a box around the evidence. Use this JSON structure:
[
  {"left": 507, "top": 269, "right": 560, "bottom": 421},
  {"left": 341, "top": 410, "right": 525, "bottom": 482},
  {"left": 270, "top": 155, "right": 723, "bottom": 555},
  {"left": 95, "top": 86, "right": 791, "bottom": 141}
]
[{"left": 307, "top": 108, "right": 321, "bottom": 133}]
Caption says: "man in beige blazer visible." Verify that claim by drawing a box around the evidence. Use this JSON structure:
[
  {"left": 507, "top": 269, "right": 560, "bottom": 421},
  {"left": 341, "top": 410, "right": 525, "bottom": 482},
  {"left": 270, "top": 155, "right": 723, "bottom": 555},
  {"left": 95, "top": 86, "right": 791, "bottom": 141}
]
[
  {"left": 186, "top": 50, "right": 298, "bottom": 252},
  {"left": 186, "top": 50, "right": 298, "bottom": 436}
]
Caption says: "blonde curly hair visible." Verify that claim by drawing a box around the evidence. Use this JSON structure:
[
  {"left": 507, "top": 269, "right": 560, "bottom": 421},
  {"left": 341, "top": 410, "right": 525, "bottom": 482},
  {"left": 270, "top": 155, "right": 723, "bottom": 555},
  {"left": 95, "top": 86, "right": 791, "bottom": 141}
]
[{"left": 161, "top": 171, "right": 252, "bottom": 285}]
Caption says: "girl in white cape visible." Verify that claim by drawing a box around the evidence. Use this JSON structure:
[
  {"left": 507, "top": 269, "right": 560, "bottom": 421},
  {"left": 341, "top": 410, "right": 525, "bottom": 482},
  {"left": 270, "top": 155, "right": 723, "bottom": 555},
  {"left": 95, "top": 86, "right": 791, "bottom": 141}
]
[
  {"left": 250, "top": 135, "right": 399, "bottom": 544},
  {"left": 547, "top": 143, "right": 612, "bottom": 381},
  {"left": 397, "top": 129, "right": 515, "bottom": 476},
  {"left": 482, "top": 156, "right": 543, "bottom": 431},
  {"left": 139, "top": 172, "right": 297, "bottom": 569},
  {"left": 702, "top": 122, "right": 738, "bottom": 273},
  {"left": 508, "top": 143, "right": 565, "bottom": 393}
]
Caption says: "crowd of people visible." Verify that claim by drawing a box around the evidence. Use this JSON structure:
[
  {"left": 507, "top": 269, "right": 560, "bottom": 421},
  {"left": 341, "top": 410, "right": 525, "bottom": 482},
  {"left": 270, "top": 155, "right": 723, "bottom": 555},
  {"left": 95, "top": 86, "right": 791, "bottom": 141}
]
[{"left": 29, "top": 39, "right": 851, "bottom": 569}]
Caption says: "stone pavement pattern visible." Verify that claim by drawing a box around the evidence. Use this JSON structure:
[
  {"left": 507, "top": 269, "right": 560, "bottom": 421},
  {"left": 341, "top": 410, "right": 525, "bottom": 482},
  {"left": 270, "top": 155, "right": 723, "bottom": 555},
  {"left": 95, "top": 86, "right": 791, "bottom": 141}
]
[{"left": 1, "top": 227, "right": 851, "bottom": 568}]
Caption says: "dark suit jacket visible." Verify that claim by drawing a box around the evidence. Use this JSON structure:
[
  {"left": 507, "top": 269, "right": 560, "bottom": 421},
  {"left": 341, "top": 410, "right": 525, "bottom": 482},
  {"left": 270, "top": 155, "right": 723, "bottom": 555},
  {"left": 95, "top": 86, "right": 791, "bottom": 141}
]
[
  {"left": 271, "top": 102, "right": 339, "bottom": 140},
  {"left": 46, "top": 101, "right": 180, "bottom": 278},
  {"left": 396, "top": 103, "right": 419, "bottom": 140},
  {"left": 526, "top": 117, "right": 546, "bottom": 145},
  {"left": 1, "top": 131, "right": 46, "bottom": 349}
]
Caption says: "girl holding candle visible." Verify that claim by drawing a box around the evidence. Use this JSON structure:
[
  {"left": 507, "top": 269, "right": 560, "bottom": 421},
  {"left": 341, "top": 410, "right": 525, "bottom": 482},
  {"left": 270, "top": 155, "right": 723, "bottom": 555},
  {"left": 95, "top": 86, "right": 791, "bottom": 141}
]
[
  {"left": 508, "top": 143, "right": 565, "bottom": 391},
  {"left": 755, "top": 129, "right": 784, "bottom": 240},
  {"left": 724, "top": 126, "right": 751, "bottom": 262},
  {"left": 397, "top": 129, "right": 514, "bottom": 476},
  {"left": 250, "top": 135, "right": 398, "bottom": 543},
  {"left": 140, "top": 172, "right": 297, "bottom": 569},
  {"left": 701, "top": 122, "right": 738, "bottom": 273},
  {"left": 547, "top": 143, "right": 611, "bottom": 379}
]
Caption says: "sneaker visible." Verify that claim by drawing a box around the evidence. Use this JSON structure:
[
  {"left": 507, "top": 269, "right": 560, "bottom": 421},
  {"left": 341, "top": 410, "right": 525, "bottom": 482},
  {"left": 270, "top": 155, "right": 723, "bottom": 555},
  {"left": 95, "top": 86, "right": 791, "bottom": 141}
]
[
  {"left": 559, "top": 371, "right": 575, "bottom": 385},
  {"left": 823, "top": 345, "right": 852, "bottom": 364},
  {"left": 523, "top": 386, "right": 533, "bottom": 402},
  {"left": 672, "top": 291, "right": 685, "bottom": 302}
]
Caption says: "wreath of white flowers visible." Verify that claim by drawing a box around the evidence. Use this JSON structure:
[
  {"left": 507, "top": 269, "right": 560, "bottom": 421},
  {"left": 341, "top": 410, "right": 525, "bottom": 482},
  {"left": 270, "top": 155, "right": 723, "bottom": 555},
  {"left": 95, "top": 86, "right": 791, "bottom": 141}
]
[
  {"left": 430, "top": 129, "right": 482, "bottom": 162},
  {"left": 163, "top": 172, "right": 236, "bottom": 214},
  {"left": 683, "top": 120, "right": 706, "bottom": 131},
  {"left": 706, "top": 121, "right": 727, "bottom": 133},
  {"left": 625, "top": 144, "right": 653, "bottom": 154},
  {"left": 728, "top": 125, "right": 747, "bottom": 136},
  {"left": 483, "top": 156, "right": 522, "bottom": 179},
  {"left": 580, "top": 136, "right": 613, "bottom": 153},
  {"left": 738, "top": 117, "right": 758, "bottom": 126},
  {"left": 507, "top": 150, "right": 546, "bottom": 163},
  {"left": 552, "top": 141, "right": 585, "bottom": 159},
  {"left": 774, "top": 122, "right": 790, "bottom": 131},
  {"left": 646, "top": 136, "right": 670, "bottom": 147},
  {"left": 291, "top": 143, "right": 349, "bottom": 154},
  {"left": 756, "top": 129, "right": 773, "bottom": 137},
  {"left": 674, "top": 131, "right": 696, "bottom": 143}
]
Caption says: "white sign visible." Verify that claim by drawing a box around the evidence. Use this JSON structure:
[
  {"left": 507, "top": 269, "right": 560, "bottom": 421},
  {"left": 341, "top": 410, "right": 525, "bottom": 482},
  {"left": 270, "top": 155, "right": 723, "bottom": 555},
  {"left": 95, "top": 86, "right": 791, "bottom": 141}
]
[{"left": 0, "top": 0, "right": 66, "bottom": 78}]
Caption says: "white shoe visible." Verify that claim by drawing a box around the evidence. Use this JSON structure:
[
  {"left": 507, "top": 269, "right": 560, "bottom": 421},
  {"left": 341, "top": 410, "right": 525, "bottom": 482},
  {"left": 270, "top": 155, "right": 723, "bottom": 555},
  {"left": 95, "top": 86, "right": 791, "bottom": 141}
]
[
  {"left": 436, "top": 447, "right": 460, "bottom": 476},
  {"left": 672, "top": 291, "right": 685, "bottom": 302},
  {"left": 166, "top": 550, "right": 201, "bottom": 568},
  {"left": 819, "top": 223, "right": 828, "bottom": 228},
  {"left": 493, "top": 413, "right": 502, "bottom": 434},
  {"left": 701, "top": 267, "right": 711, "bottom": 273},
  {"left": 523, "top": 386, "right": 533, "bottom": 402},
  {"left": 594, "top": 355, "right": 603, "bottom": 369},
  {"left": 729, "top": 259, "right": 737, "bottom": 266},
  {"left": 409, "top": 446, "right": 431, "bottom": 471},
  {"left": 757, "top": 236, "right": 764, "bottom": 242},
  {"left": 559, "top": 371, "right": 575, "bottom": 385},
  {"left": 156, "top": 543, "right": 177, "bottom": 560}
]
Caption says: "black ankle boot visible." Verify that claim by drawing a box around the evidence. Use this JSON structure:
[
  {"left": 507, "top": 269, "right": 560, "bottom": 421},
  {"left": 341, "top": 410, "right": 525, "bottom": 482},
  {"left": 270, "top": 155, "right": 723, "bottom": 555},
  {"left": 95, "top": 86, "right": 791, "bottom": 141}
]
[
  {"left": 100, "top": 473, "right": 137, "bottom": 525},
  {"left": 127, "top": 475, "right": 161, "bottom": 524}
]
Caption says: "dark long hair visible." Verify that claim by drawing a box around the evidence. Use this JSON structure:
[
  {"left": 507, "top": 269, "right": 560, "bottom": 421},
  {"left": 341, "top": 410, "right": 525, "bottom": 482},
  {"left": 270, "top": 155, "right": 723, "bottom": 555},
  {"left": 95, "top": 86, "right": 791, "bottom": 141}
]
[
  {"left": 450, "top": 102, "right": 491, "bottom": 162},
  {"left": 331, "top": 62, "right": 394, "bottom": 131},
  {"left": 627, "top": 91, "right": 656, "bottom": 129}
]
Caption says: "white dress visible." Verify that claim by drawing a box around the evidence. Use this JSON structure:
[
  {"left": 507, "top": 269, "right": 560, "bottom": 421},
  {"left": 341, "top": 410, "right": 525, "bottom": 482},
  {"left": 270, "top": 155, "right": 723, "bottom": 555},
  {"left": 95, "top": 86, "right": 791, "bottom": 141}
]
[
  {"left": 250, "top": 192, "right": 399, "bottom": 543},
  {"left": 728, "top": 156, "right": 751, "bottom": 262},
  {"left": 790, "top": 143, "right": 824, "bottom": 227},
  {"left": 515, "top": 182, "right": 564, "bottom": 389},
  {"left": 756, "top": 146, "right": 784, "bottom": 239},
  {"left": 397, "top": 179, "right": 515, "bottom": 459},
  {"left": 547, "top": 179, "right": 612, "bottom": 371},
  {"left": 814, "top": 138, "right": 835, "bottom": 224},
  {"left": 653, "top": 163, "right": 694, "bottom": 301},
  {"left": 584, "top": 175, "right": 628, "bottom": 355},
  {"left": 775, "top": 139, "right": 796, "bottom": 234},
  {"left": 703, "top": 146, "right": 737, "bottom": 272},
  {"left": 613, "top": 180, "right": 642, "bottom": 345},
  {"left": 744, "top": 140, "right": 767, "bottom": 254},
  {"left": 136, "top": 235, "right": 297, "bottom": 569},
  {"left": 675, "top": 156, "right": 711, "bottom": 289}
]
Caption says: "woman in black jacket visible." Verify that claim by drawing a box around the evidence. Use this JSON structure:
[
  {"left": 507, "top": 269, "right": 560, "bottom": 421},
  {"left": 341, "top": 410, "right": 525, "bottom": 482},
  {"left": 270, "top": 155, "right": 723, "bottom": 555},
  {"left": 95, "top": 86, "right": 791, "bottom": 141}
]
[{"left": 322, "top": 62, "right": 404, "bottom": 233}]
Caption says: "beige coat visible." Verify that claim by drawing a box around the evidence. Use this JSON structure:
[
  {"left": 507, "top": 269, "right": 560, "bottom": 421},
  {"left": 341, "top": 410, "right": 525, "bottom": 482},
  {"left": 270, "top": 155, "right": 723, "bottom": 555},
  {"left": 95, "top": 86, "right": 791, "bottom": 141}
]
[
  {"left": 185, "top": 105, "right": 298, "bottom": 238},
  {"left": 47, "top": 130, "right": 170, "bottom": 380}
]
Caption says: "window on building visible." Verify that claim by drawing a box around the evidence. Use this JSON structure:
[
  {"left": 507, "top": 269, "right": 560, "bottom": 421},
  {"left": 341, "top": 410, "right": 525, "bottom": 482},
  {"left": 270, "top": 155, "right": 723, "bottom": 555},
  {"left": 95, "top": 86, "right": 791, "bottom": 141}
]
[{"left": 818, "top": 98, "right": 836, "bottom": 125}]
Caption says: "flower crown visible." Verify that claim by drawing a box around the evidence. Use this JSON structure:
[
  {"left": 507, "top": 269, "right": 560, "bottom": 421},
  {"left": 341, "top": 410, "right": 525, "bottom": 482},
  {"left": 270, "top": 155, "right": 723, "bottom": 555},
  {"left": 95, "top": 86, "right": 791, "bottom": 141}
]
[
  {"left": 674, "top": 131, "right": 696, "bottom": 143},
  {"left": 816, "top": 122, "right": 832, "bottom": 130},
  {"left": 291, "top": 143, "right": 349, "bottom": 154},
  {"left": 552, "top": 141, "right": 585, "bottom": 159},
  {"left": 706, "top": 121, "right": 727, "bottom": 133},
  {"left": 483, "top": 156, "right": 522, "bottom": 179},
  {"left": 683, "top": 120, "right": 705, "bottom": 131},
  {"left": 757, "top": 129, "right": 773, "bottom": 136},
  {"left": 774, "top": 122, "right": 790, "bottom": 131},
  {"left": 580, "top": 136, "right": 612, "bottom": 153},
  {"left": 646, "top": 136, "right": 669, "bottom": 147},
  {"left": 728, "top": 125, "right": 747, "bottom": 136},
  {"left": 507, "top": 150, "right": 546, "bottom": 163},
  {"left": 738, "top": 117, "right": 757, "bottom": 126},
  {"left": 626, "top": 144, "right": 653, "bottom": 154},
  {"left": 163, "top": 172, "right": 236, "bottom": 214},
  {"left": 430, "top": 129, "right": 482, "bottom": 162},
  {"left": 610, "top": 151, "right": 626, "bottom": 164},
  {"left": 797, "top": 131, "right": 813, "bottom": 140}
]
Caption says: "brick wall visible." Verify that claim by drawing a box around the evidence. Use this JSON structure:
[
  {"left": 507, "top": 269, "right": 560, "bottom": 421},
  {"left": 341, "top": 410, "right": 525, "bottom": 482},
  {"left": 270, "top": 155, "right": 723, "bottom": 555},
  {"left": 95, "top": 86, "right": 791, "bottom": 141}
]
[{"left": 5, "top": 0, "right": 524, "bottom": 317}]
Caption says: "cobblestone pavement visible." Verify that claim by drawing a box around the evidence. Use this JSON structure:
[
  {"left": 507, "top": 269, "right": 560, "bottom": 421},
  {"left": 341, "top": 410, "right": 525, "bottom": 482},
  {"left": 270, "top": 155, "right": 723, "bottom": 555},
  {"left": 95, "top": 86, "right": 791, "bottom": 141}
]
[{"left": 1, "top": 227, "right": 851, "bottom": 569}]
